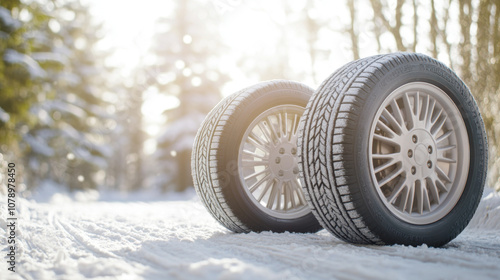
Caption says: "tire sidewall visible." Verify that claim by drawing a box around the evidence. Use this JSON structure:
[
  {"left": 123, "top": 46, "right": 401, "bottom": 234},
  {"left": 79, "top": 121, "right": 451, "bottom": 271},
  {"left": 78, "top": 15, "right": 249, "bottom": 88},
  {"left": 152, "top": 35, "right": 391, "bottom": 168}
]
[{"left": 353, "top": 59, "right": 486, "bottom": 246}]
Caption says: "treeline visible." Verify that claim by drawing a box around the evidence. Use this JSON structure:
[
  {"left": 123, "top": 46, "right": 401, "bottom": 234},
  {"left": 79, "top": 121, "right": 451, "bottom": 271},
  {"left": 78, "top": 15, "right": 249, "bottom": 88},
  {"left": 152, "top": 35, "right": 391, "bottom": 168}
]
[{"left": 0, "top": 0, "right": 498, "bottom": 193}]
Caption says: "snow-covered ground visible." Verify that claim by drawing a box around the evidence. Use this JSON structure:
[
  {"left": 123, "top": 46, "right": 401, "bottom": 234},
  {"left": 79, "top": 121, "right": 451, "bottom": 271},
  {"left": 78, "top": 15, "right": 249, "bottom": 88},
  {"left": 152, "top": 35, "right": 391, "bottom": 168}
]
[{"left": 1, "top": 187, "right": 500, "bottom": 280}]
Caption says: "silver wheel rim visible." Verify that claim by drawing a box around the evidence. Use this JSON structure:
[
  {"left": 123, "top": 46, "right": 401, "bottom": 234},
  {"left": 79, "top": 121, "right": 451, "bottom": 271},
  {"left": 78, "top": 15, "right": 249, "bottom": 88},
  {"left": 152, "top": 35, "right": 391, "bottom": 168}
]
[
  {"left": 368, "top": 82, "right": 470, "bottom": 225},
  {"left": 238, "top": 105, "right": 310, "bottom": 219}
]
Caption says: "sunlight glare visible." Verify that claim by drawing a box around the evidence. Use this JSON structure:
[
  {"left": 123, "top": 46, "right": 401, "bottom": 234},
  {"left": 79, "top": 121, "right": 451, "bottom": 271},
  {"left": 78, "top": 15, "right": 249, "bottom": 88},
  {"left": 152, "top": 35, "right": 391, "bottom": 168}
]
[{"left": 142, "top": 92, "right": 180, "bottom": 119}]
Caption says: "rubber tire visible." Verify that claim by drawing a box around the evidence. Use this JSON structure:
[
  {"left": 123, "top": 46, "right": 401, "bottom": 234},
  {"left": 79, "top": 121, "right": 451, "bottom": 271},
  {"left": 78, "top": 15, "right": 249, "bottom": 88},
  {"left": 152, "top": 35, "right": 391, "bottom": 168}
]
[
  {"left": 299, "top": 53, "right": 487, "bottom": 246},
  {"left": 192, "top": 80, "right": 322, "bottom": 233}
]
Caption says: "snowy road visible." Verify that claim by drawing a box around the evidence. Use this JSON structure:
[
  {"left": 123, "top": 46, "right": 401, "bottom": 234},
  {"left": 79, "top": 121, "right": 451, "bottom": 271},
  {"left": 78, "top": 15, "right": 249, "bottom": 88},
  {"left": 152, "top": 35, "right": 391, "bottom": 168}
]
[{"left": 1, "top": 189, "right": 500, "bottom": 280}]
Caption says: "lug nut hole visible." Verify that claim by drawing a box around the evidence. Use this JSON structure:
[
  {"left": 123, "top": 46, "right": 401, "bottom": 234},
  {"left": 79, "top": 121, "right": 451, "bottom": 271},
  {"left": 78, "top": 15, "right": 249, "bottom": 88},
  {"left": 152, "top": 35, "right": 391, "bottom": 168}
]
[
  {"left": 427, "top": 161, "right": 432, "bottom": 168},
  {"left": 411, "top": 166, "right": 416, "bottom": 175},
  {"left": 428, "top": 146, "right": 433, "bottom": 154},
  {"left": 408, "top": 149, "right": 413, "bottom": 158},
  {"left": 412, "top": 135, "right": 418, "bottom": 143}
]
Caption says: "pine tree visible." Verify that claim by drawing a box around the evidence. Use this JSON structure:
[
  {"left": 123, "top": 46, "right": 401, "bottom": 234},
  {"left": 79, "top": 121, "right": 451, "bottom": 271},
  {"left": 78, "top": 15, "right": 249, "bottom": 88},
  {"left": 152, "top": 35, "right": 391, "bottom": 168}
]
[
  {"left": 22, "top": 0, "right": 112, "bottom": 190},
  {"left": 0, "top": 0, "right": 44, "bottom": 147}
]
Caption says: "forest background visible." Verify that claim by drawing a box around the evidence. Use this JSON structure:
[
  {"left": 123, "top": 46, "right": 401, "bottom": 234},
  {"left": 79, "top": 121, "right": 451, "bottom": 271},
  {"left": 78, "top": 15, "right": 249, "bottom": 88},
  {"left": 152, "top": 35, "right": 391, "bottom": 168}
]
[{"left": 1, "top": 0, "right": 499, "bottom": 195}]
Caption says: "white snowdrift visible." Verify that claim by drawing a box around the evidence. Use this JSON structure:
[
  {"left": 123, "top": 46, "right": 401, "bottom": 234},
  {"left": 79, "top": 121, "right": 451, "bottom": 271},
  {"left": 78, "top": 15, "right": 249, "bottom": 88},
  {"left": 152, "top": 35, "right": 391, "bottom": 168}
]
[
  {"left": 0, "top": 188, "right": 499, "bottom": 280},
  {"left": 468, "top": 188, "right": 500, "bottom": 230}
]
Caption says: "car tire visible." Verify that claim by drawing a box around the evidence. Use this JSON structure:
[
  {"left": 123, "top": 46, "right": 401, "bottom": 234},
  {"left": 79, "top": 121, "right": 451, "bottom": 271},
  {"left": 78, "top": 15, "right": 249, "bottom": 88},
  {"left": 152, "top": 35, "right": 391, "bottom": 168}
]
[
  {"left": 192, "top": 80, "right": 322, "bottom": 233},
  {"left": 299, "top": 52, "right": 487, "bottom": 246}
]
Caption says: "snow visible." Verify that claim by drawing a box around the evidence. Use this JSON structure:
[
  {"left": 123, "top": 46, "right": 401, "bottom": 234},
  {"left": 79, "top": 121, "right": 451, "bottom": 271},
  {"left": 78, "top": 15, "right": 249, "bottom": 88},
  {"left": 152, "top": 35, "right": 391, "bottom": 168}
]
[
  {"left": 30, "top": 52, "right": 68, "bottom": 65},
  {"left": 1, "top": 187, "right": 499, "bottom": 280},
  {"left": 45, "top": 100, "right": 87, "bottom": 119},
  {"left": 3, "top": 49, "right": 46, "bottom": 79},
  {"left": 0, "top": 106, "right": 10, "bottom": 122},
  {"left": 22, "top": 134, "right": 55, "bottom": 157},
  {"left": 0, "top": 7, "right": 20, "bottom": 30}
]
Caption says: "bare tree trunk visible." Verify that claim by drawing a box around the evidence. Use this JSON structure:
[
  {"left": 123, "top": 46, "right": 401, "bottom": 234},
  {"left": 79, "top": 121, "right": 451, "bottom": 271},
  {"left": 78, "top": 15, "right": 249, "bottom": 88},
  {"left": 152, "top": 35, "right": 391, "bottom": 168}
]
[
  {"left": 475, "top": 0, "right": 491, "bottom": 105},
  {"left": 438, "top": 0, "right": 455, "bottom": 69},
  {"left": 306, "top": 0, "right": 320, "bottom": 83},
  {"left": 458, "top": 0, "right": 473, "bottom": 86},
  {"left": 493, "top": 0, "right": 500, "bottom": 91},
  {"left": 393, "top": 0, "right": 406, "bottom": 51},
  {"left": 430, "top": 0, "right": 439, "bottom": 57},
  {"left": 369, "top": 0, "right": 407, "bottom": 51},
  {"left": 347, "top": 0, "right": 360, "bottom": 60},
  {"left": 412, "top": 0, "right": 418, "bottom": 52}
]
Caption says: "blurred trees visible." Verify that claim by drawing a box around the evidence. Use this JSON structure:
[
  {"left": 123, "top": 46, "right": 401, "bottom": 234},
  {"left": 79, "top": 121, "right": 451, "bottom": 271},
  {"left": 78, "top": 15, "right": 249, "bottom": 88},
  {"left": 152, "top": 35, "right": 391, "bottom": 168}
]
[
  {"left": 1, "top": 0, "right": 499, "bottom": 193},
  {"left": 0, "top": 0, "right": 40, "bottom": 147},
  {"left": 1, "top": 0, "right": 111, "bottom": 191},
  {"left": 149, "top": 0, "right": 226, "bottom": 191}
]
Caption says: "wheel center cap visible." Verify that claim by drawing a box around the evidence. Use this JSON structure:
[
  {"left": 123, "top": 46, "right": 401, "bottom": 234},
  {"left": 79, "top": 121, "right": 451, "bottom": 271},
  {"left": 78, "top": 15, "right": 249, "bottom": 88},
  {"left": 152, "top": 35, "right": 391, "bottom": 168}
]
[
  {"left": 269, "top": 142, "right": 299, "bottom": 181},
  {"left": 280, "top": 154, "right": 295, "bottom": 170},
  {"left": 414, "top": 144, "right": 428, "bottom": 166}
]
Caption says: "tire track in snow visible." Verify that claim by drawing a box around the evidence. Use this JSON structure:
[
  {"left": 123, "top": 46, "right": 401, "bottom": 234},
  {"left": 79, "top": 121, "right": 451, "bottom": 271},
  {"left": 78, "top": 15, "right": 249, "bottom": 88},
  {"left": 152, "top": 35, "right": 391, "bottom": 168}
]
[
  {"left": 9, "top": 196, "right": 500, "bottom": 280},
  {"left": 51, "top": 210, "right": 118, "bottom": 259}
]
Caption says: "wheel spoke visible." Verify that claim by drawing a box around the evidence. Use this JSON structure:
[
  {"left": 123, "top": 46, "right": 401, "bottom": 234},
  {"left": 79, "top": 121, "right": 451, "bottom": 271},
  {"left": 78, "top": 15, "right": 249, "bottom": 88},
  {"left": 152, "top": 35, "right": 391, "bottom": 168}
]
[
  {"left": 420, "top": 93, "right": 430, "bottom": 122},
  {"left": 430, "top": 107, "right": 443, "bottom": 126},
  {"left": 244, "top": 168, "right": 268, "bottom": 181},
  {"left": 382, "top": 107, "right": 403, "bottom": 135},
  {"left": 435, "top": 177, "right": 449, "bottom": 192},
  {"left": 427, "top": 178, "right": 440, "bottom": 205},
  {"left": 415, "top": 91, "right": 421, "bottom": 120},
  {"left": 242, "top": 159, "right": 269, "bottom": 167},
  {"left": 278, "top": 113, "right": 284, "bottom": 139},
  {"left": 377, "top": 120, "right": 397, "bottom": 138},
  {"left": 431, "top": 114, "right": 447, "bottom": 137},
  {"left": 242, "top": 150, "right": 267, "bottom": 160},
  {"left": 282, "top": 182, "right": 290, "bottom": 210},
  {"left": 378, "top": 165, "right": 404, "bottom": 187},
  {"left": 422, "top": 183, "right": 431, "bottom": 213},
  {"left": 374, "top": 157, "right": 399, "bottom": 174},
  {"left": 436, "top": 130, "right": 453, "bottom": 144},
  {"left": 249, "top": 173, "right": 272, "bottom": 193},
  {"left": 387, "top": 178, "right": 407, "bottom": 204},
  {"left": 267, "top": 181, "right": 282, "bottom": 209},
  {"left": 437, "top": 157, "right": 456, "bottom": 163},
  {"left": 435, "top": 165, "right": 452, "bottom": 183},
  {"left": 291, "top": 179, "right": 306, "bottom": 206},
  {"left": 291, "top": 114, "right": 299, "bottom": 137},
  {"left": 416, "top": 180, "right": 424, "bottom": 214},
  {"left": 246, "top": 135, "right": 270, "bottom": 154},
  {"left": 289, "top": 184, "right": 297, "bottom": 209},
  {"left": 249, "top": 131, "right": 270, "bottom": 148},
  {"left": 284, "top": 112, "right": 290, "bottom": 140},
  {"left": 406, "top": 182, "right": 416, "bottom": 214},
  {"left": 403, "top": 92, "right": 416, "bottom": 130},
  {"left": 399, "top": 185, "right": 410, "bottom": 212},
  {"left": 276, "top": 183, "right": 283, "bottom": 210},
  {"left": 372, "top": 152, "right": 400, "bottom": 160},
  {"left": 373, "top": 134, "right": 400, "bottom": 147},
  {"left": 390, "top": 99, "right": 405, "bottom": 129},
  {"left": 258, "top": 123, "right": 273, "bottom": 144},
  {"left": 267, "top": 116, "right": 280, "bottom": 142},
  {"left": 437, "top": 144, "right": 456, "bottom": 152},
  {"left": 425, "top": 99, "right": 436, "bottom": 130},
  {"left": 257, "top": 179, "right": 274, "bottom": 202}
]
